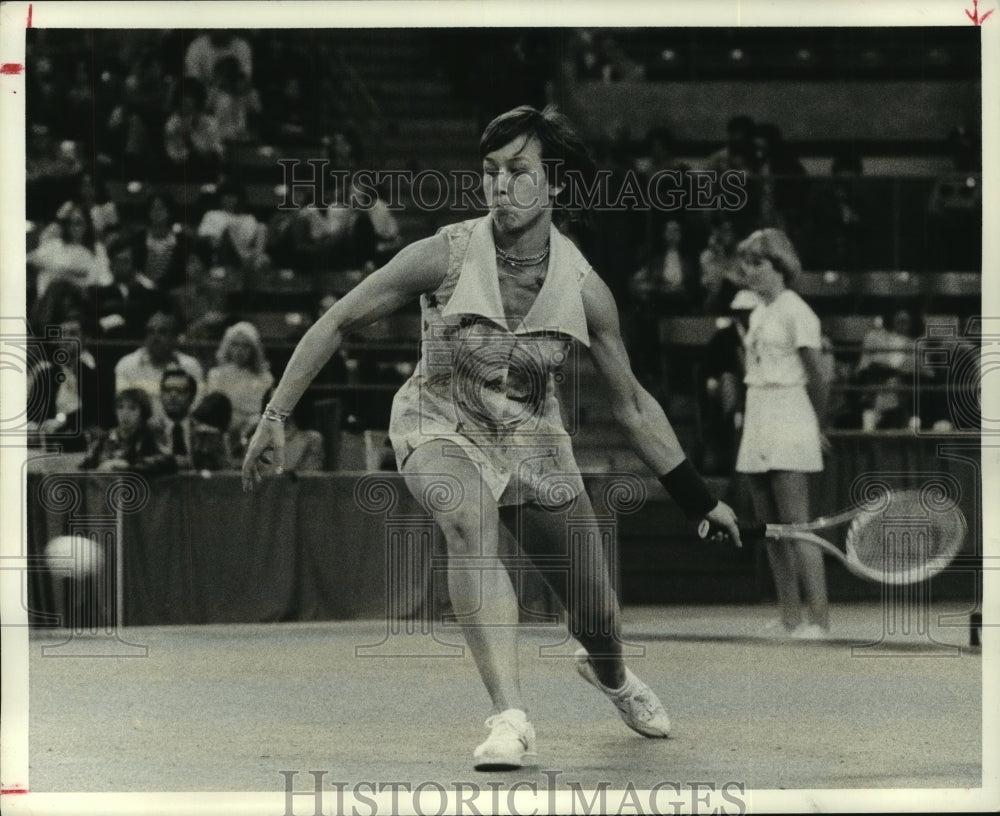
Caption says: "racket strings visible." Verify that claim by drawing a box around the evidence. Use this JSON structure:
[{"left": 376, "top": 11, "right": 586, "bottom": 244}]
[{"left": 846, "top": 491, "right": 965, "bottom": 582}]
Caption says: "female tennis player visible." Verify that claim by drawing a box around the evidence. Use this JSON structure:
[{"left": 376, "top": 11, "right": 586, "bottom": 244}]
[
  {"left": 243, "top": 105, "right": 741, "bottom": 770},
  {"left": 735, "top": 228, "right": 831, "bottom": 639}
]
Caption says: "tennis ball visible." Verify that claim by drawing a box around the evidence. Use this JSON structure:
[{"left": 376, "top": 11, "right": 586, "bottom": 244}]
[{"left": 44, "top": 535, "right": 104, "bottom": 578}]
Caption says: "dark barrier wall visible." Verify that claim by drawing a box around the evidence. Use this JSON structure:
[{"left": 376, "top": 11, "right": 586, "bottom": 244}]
[{"left": 25, "top": 434, "right": 979, "bottom": 627}]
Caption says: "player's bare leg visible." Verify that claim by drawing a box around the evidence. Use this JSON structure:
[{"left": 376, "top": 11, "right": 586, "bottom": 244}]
[
  {"left": 748, "top": 473, "right": 803, "bottom": 632},
  {"left": 402, "top": 440, "right": 523, "bottom": 710},
  {"left": 402, "top": 440, "right": 535, "bottom": 768},
  {"left": 507, "top": 497, "right": 624, "bottom": 688},
  {"left": 510, "top": 495, "right": 670, "bottom": 737},
  {"left": 772, "top": 470, "right": 829, "bottom": 632}
]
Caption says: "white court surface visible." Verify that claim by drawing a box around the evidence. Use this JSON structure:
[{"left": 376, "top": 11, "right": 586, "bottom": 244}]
[{"left": 25, "top": 603, "right": 981, "bottom": 793}]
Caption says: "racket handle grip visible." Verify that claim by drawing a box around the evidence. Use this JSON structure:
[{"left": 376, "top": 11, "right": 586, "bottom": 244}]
[{"left": 697, "top": 519, "right": 767, "bottom": 543}]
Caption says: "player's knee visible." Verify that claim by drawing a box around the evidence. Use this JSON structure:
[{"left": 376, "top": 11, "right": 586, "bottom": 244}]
[{"left": 436, "top": 513, "right": 496, "bottom": 557}]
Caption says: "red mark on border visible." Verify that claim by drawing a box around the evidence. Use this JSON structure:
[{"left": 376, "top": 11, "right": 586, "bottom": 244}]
[
  {"left": 1, "top": 787, "right": 29, "bottom": 794},
  {"left": 27, "top": 3, "right": 33, "bottom": 27},
  {"left": 966, "top": 0, "right": 994, "bottom": 23},
  {"left": 1, "top": 63, "right": 25, "bottom": 75}
]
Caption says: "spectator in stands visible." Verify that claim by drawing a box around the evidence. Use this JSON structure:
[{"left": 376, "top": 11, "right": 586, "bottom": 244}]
[
  {"left": 324, "top": 128, "right": 361, "bottom": 174},
  {"left": 115, "top": 311, "right": 204, "bottom": 424},
  {"left": 369, "top": 187, "right": 406, "bottom": 265},
  {"left": 751, "top": 122, "right": 807, "bottom": 233},
  {"left": 26, "top": 125, "right": 82, "bottom": 187},
  {"left": 322, "top": 175, "right": 379, "bottom": 272},
  {"left": 65, "top": 59, "right": 96, "bottom": 146},
  {"left": 206, "top": 321, "right": 275, "bottom": 455},
  {"left": 630, "top": 217, "right": 698, "bottom": 315},
  {"left": 106, "top": 47, "right": 173, "bottom": 178},
  {"left": 184, "top": 30, "right": 253, "bottom": 87},
  {"left": 206, "top": 55, "right": 261, "bottom": 144},
  {"left": 255, "top": 36, "right": 317, "bottom": 143},
  {"left": 699, "top": 288, "right": 761, "bottom": 474},
  {"left": 735, "top": 228, "right": 831, "bottom": 640},
  {"left": 131, "top": 191, "right": 187, "bottom": 290},
  {"left": 28, "top": 202, "right": 111, "bottom": 298},
  {"left": 264, "top": 185, "right": 300, "bottom": 270},
  {"left": 154, "top": 366, "right": 228, "bottom": 471},
  {"left": 27, "top": 310, "right": 115, "bottom": 451},
  {"left": 263, "top": 74, "right": 314, "bottom": 145},
  {"left": 699, "top": 212, "right": 744, "bottom": 314},
  {"left": 705, "top": 114, "right": 756, "bottom": 174},
  {"left": 583, "top": 132, "right": 643, "bottom": 305},
  {"left": 80, "top": 388, "right": 177, "bottom": 477},
  {"left": 76, "top": 173, "right": 119, "bottom": 241},
  {"left": 568, "top": 29, "right": 604, "bottom": 80},
  {"left": 634, "top": 126, "right": 689, "bottom": 180},
  {"left": 804, "top": 148, "right": 868, "bottom": 272},
  {"left": 166, "top": 238, "right": 232, "bottom": 341},
  {"left": 191, "top": 391, "right": 236, "bottom": 468},
  {"left": 285, "top": 183, "right": 338, "bottom": 273},
  {"left": 88, "top": 233, "right": 163, "bottom": 341},
  {"left": 28, "top": 277, "right": 88, "bottom": 338},
  {"left": 855, "top": 308, "right": 919, "bottom": 431},
  {"left": 596, "top": 34, "right": 645, "bottom": 82},
  {"left": 164, "top": 77, "right": 224, "bottom": 182},
  {"left": 197, "top": 180, "right": 269, "bottom": 272}
]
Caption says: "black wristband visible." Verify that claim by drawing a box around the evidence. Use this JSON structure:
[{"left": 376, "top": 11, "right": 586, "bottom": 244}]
[{"left": 658, "top": 459, "right": 717, "bottom": 520}]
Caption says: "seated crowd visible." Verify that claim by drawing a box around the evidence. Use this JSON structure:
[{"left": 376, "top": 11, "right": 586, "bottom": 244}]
[{"left": 24, "top": 30, "right": 978, "bottom": 480}]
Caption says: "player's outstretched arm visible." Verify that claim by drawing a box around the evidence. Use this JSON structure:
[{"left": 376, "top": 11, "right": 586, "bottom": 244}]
[
  {"left": 242, "top": 235, "right": 448, "bottom": 490},
  {"left": 581, "top": 272, "right": 741, "bottom": 545}
]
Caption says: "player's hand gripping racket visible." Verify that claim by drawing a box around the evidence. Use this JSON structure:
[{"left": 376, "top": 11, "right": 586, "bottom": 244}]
[{"left": 698, "top": 488, "right": 966, "bottom": 585}]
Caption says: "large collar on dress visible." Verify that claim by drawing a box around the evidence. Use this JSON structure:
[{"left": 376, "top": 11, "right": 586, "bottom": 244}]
[{"left": 441, "top": 216, "right": 591, "bottom": 346}]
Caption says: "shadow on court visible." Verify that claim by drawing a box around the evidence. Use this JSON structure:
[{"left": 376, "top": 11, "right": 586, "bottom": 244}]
[{"left": 27, "top": 603, "right": 981, "bottom": 793}]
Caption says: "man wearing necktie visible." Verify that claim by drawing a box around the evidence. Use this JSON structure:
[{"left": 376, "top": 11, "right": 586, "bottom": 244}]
[{"left": 158, "top": 366, "right": 197, "bottom": 469}]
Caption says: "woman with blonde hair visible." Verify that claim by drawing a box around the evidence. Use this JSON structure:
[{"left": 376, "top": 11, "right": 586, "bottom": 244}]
[
  {"left": 735, "top": 228, "right": 832, "bottom": 639},
  {"left": 206, "top": 321, "right": 274, "bottom": 454}
]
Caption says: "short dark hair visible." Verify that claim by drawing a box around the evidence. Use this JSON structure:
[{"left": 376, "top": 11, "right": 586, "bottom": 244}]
[
  {"left": 726, "top": 115, "right": 755, "bottom": 137},
  {"left": 160, "top": 366, "right": 197, "bottom": 396},
  {"left": 191, "top": 391, "right": 232, "bottom": 432},
  {"left": 115, "top": 388, "right": 153, "bottom": 423},
  {"left": 146, "top": 311, "right": 179, "bottom": 335},
  {"left": 479, "top": 105, "right": 595, "bottom": 211}
]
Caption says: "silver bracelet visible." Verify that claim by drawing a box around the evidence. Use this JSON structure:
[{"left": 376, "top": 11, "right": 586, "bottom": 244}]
[{"left": 262, "top": 404, "right": 290, "bottom": 423}]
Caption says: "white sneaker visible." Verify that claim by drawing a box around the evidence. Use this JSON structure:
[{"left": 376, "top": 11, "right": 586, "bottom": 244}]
[
  {"left": 473, "top": 709, "right": 537, "bottom": 771},
  {"left": 791, "top": 622, "right": 830, "bottom": 641},
  {"left": 574, "top": 648, "right": 671, "bottom": 738},
  {"left": 759, "top": 619, "right": 799, "bottom": 638}
]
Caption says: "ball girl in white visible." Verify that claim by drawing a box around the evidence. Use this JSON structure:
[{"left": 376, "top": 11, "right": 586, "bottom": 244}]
[{"left": 735, "top": 229, "right": 832, "bottom": 639}]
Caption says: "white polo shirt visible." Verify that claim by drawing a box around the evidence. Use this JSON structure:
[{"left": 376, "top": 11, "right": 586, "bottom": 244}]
[{"left": 742, "top": 289, "right": 821, "bottom": 388}]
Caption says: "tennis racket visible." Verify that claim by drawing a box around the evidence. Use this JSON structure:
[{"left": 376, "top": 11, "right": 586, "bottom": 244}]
[{"left": 699, "top": 488, "right": 967, "bottom": 585}]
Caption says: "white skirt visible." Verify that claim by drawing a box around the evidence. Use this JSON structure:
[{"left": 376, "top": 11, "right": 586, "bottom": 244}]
[{"left": 735, "top": 385, "right": 823, "bottom": 474}]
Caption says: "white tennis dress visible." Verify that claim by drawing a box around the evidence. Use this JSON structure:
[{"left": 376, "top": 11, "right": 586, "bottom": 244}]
[
  {"left": 735, "top": 288, "right": 824, "bottom": 474},
  {"left": 389, "top": 216, "right": 592, "bottom": 506}
]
